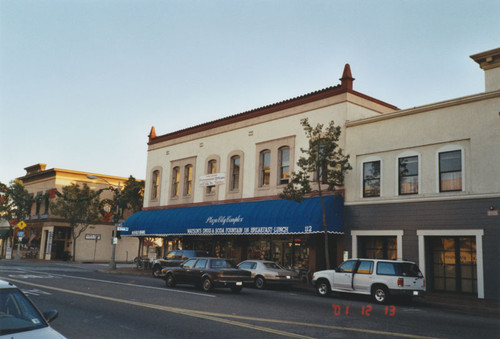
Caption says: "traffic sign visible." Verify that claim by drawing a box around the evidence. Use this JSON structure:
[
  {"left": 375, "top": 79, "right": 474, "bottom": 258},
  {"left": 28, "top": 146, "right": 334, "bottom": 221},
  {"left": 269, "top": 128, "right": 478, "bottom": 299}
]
[
  {"left": 17, "top": 221, "right": 27, "bottom": 230},
  {"left": 117, "top": 226, "right": 128, "bottom": 231}
]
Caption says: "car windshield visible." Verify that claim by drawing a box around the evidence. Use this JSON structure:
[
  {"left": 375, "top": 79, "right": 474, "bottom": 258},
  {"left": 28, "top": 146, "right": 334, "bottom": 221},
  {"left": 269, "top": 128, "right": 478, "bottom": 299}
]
[
  {"left": 210, "top": 259, "right": 236, "bottom": 268},
  {"left": 0, "top": 288, "right": 47, "bottom": 335},
  {"left": 397, "top": 263, "right": 423, "bottom": 277}
]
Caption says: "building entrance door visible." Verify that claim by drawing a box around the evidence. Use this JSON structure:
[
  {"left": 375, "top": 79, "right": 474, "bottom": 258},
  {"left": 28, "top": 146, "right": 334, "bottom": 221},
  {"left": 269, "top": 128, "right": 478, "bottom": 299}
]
[{"left": 430, "top": 236, "right": 477, "bottom": 294}]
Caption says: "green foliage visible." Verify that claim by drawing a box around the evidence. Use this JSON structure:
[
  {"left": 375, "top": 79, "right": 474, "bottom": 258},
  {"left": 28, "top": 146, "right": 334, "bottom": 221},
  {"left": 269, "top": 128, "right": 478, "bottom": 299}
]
[
  {"left": 0, "top": 180, "right": 31, "bottom": 222},
  {"left": 279, "top": 118, "right": 352, "bottom": 202},
  {"left": 51, "top": 183, "right": 100, "bottom": 231},
  {"left": 118, "top": 176, "right": 144, "bottom": 213},
  {"left": 50, "top": 183, "right": 101, "bottom": 261},
  {"left": 279, "top": 118, "right": 351, "bottom": 269}
]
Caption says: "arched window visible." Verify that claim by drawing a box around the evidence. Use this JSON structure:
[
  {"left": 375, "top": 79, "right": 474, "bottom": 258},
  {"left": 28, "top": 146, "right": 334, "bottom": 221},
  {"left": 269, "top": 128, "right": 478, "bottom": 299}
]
[
  {"left": 171, "top": 167, "right": 180, "bottom": 198},
  {"left": 206, "top": 159, "right": 217, "bottom": 194},
  {"left": 151, "top": 170, "right": 160, "bottom": 199},
  {"left": 230, "top": 155, "right": 240, "bottom": 191},
  {"left": 260, "top": 150, "right": 271, "bottom": 186},
  {"left": 278, "top": 146, "right": 290, "bottom": 185},
  {"left": 184, "top": 165, "right": 193, "bottom": 196}
]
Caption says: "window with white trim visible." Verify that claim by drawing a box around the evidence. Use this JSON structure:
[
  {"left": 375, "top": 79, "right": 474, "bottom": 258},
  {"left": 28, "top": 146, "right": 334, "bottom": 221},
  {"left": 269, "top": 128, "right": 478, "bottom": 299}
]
[
  {"left": 399, "top": 156, "right": 418, "bottom": 195},
  {"left": 363, "top": 160, "right": 380, "bottom": 197},
  {"left": 439, "top": 150, "right": 462, "bottom": 192}
]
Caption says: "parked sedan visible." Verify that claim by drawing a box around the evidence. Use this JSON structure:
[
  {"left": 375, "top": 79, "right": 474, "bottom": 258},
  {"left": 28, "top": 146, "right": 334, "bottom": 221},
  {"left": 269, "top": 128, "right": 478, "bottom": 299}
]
[
  {"left": 151, "top": 250, "right": 211, "bottom": 278},
  {"left": 237, "top": 260, "right": 300, "bottom": 289},
  {"left": 162, "top": 257, "right": 253, "bottom": 293},
  {"left": 0, "top": 279, "right": 65, "bottom": 338}
]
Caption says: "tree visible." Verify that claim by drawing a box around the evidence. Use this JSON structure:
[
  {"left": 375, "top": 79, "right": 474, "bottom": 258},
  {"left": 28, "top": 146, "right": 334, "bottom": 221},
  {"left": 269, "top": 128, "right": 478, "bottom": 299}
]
[
  {"left": 50, "top": 183, "right": 101, "bottom": 261},
  {"left": 117, "top": 176, "right": 144, "bottom": 214},
  {"left": 279, "top": 118, "right": 351, "bottom": 269},
  {"left": 0, "top": 180, "right": 31, "bottom": 252}
]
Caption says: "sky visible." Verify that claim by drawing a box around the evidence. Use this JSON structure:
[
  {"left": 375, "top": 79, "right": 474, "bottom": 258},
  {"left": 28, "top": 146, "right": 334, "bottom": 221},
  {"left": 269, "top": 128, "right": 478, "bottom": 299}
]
[{"left": 1, "top": 0, "right": 499, "bottom": 185}]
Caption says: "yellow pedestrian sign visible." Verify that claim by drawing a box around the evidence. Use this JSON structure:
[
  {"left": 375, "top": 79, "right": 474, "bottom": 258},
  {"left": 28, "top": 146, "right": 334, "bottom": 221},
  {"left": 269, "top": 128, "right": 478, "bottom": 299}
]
[{"left": 17, "top": 221, "right": 27, "bottom": 230}]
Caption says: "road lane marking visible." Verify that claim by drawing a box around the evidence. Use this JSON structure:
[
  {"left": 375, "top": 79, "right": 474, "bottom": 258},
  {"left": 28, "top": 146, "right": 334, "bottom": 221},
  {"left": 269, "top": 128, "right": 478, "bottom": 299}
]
[
  {"left": 2, "top": 276, "right": 311, "bottom": 338},
  {"left": 1, "top": 276, "right": 438, "bottom": 339},
  {"left": 5, "top": 269, "right": 215, "bottom": 298}
]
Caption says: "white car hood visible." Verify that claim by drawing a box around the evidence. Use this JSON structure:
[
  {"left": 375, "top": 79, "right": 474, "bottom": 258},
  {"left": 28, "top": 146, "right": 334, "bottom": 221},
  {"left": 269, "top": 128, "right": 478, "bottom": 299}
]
[{"left": 0, "top": 326, "right": 66, "bottom": 339}]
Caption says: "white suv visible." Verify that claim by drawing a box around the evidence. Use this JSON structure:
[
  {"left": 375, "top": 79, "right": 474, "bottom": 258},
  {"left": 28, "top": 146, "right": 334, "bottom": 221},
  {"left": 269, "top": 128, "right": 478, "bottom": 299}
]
[{"left": 312, "top": 259, "right": 426, "bottom": 303}]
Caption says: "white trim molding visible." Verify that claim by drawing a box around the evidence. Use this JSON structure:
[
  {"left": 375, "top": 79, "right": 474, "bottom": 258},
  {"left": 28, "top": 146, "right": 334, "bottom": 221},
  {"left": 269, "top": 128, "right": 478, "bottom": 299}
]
[
  {"left": 416, "top": 229, "right": 484, "bottom": 299},
  {"left": 351, "top": 230, "right": 404, "bottom": 260}
]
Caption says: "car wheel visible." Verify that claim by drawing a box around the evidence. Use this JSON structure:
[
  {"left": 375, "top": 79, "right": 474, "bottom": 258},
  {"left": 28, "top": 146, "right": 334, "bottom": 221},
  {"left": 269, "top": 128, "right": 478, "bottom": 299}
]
[
  {"left": 202, "top": 278, "right": 213, "bottom": 292},
  {"left": 316, "top": 279, "right": 330, "bottom": 296},
  {"left": 152, "top": 265, "right": 162, "bottom": 278},
  {"left": 372, "top": 285, "right": 389, "bottom": 304},
  {"left": 255, "top": 276, "right": 266, "bottom": 289},
  {"left": 165, "top": 274, "right": 176, "bottom": 288},
  {"left": 230, "top": 286, "right": 242, "bottom": 293}
]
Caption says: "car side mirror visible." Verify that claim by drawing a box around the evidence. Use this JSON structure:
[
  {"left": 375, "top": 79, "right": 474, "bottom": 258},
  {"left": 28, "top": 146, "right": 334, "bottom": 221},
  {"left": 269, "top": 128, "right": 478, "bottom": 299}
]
[{"left": 43, "top": 310, "right": 59, "bottom": 323}]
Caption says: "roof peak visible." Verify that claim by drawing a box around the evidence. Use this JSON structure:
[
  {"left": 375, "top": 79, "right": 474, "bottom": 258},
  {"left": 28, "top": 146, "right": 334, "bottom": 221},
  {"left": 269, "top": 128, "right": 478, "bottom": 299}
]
[{"left": 339, "top": 63, "right": 355, "bottom": 90}]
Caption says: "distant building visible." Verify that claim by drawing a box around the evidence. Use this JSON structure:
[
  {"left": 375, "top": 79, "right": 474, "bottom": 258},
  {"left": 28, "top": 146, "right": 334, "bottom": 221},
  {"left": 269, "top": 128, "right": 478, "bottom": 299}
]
[{"left": 13, "top": 164, "right": 139, "bottom": 262}]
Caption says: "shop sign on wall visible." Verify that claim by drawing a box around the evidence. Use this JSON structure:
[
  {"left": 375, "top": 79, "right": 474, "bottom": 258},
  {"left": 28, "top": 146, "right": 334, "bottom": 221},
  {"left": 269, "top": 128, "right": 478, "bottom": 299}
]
[
  {"left": 199, "top": 173, "right": 225, "bottom": 186},
  {"left": 85, "top": 234, "right": 101, "bottom": 240}
]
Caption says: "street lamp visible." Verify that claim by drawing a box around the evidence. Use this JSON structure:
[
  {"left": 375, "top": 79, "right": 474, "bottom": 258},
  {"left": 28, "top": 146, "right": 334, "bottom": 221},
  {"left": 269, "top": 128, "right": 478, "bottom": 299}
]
[{"left": 87, "top": 174, "right": 121, "bottom": 270}]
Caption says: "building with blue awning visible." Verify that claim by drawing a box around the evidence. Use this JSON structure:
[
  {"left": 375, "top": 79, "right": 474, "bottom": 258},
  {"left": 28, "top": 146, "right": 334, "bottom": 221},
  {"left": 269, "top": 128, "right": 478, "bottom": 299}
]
[
  {"left": 129, "top": 64, "right": 397, "bottom": 271},
  {"left": 122, "top": 195, "right": 343, "bottom": 237}
]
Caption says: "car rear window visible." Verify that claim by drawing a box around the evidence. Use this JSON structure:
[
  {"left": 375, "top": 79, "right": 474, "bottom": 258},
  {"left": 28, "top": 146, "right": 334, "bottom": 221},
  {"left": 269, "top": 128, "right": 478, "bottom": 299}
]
[
  {"left": 210, "top": 260, "right": 236, "bottom": 268},
  {"left": 396, "top": 263, "right": 423, "bottom": 277},
  {"left": 376, "top": 262, "right": 422, "bottom": 277}
]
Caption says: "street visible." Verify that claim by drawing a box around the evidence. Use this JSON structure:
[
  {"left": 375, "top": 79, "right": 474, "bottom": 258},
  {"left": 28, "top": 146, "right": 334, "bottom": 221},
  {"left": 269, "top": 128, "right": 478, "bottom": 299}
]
[{"left": 0, "top": 261, "right": 498, "bottom": 339}]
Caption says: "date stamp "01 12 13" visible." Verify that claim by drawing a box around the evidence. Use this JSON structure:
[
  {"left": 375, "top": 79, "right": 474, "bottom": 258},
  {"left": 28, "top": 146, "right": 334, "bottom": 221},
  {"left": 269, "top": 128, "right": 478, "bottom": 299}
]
[{"left": 332, "top": 304, "right": 396, "bottom": 317}]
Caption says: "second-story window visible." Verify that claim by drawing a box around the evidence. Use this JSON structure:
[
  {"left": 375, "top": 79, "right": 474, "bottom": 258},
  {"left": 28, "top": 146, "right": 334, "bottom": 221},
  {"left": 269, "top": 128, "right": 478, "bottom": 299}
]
[
  {"left": 206, "top": 160, "right": 217, "bottom": 194},
  {"left": 260, "top": 150, "right": 271, "bottom": 187},
  {"left": 439, "top": 150, "right": 462, "bottom": 192},
  {"left": 151, "top": 170, "right": 160, "bottom": 199},
  {"left": 184, "top": 165, "right": 193, "bottom": 196},
  {"left": 171, "top": 167, "right": 180, "bottom": 198},
  {"left": 363, "top": 160, "right": 380, "bottom": 197},
  {"left": 230, "top": 155, "right": 240, "bottom": 191},
  {"left": 399, "top": 156, "right": 418, "bottom": 195},
  {"left": 278, "top": 147, "right": 290, "bottom": 185}
]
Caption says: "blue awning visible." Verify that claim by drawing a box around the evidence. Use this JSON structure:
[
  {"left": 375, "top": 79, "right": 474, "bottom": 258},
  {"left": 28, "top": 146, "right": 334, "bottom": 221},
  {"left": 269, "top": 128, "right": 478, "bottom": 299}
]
[{"left": 122, "top": 195, "right": 343, "bottom": 237}]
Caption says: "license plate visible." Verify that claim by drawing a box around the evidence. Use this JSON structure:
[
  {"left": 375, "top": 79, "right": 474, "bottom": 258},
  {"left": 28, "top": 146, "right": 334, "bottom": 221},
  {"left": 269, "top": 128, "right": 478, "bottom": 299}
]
[
  {"left": 236, "top": 281, "right": 242, "bottom": 286},
  {"left": 286, "top": 276, "right": 291, "bottom": 279},
  {"left": 413, "top": 291, "right": 419, "bottom": 296}
]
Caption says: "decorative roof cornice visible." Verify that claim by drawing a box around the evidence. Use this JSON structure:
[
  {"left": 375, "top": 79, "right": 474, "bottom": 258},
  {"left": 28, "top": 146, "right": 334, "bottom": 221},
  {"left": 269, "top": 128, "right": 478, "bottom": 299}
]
[
  {"left": 470, "top": 47, "right": 500, "bottom": 70},
  {"left": 148, "top": 65, "right": 397, "bottom": 145},
  {"left": 346, "top": 90, "right": 500, "bottom": 127}
]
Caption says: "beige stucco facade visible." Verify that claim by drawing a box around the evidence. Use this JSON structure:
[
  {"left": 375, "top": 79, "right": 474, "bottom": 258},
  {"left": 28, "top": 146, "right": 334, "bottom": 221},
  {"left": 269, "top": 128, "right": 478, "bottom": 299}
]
[
  {"left": 144, "top": 72, "right": 396, "bottom": 208},
  {"left": 344, "top": 90, "right": 500, "bottom": 204},
  {"left": 12, "top": 164, "right": 139, "bottom": 262}
]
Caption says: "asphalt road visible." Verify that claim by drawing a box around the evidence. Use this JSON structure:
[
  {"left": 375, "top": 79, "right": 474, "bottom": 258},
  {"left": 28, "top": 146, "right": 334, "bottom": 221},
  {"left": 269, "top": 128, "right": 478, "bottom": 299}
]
[{"left": 0, "top": 261, "right": 498, "bottom": 338}]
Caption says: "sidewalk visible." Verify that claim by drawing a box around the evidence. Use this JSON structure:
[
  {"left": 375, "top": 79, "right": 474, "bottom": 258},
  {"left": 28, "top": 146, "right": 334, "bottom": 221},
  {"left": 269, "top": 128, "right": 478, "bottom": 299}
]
[{"left": 106, "top": 264, "right": 500, "bottom": 317}]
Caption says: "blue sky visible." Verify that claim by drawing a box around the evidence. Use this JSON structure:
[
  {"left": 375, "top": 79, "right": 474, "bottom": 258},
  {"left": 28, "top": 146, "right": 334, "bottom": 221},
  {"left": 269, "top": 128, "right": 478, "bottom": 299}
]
[{"left": 1, "top": 0, "right": 499, "bottom": 184}]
